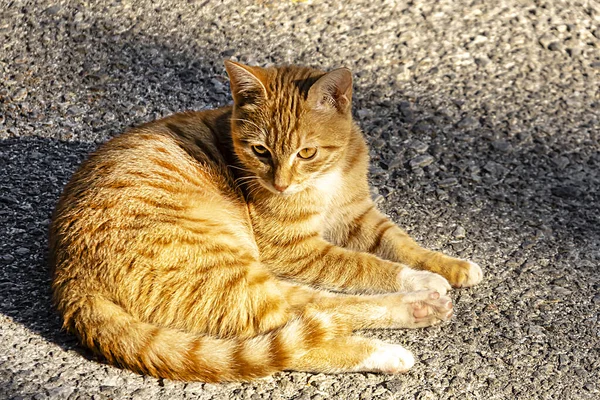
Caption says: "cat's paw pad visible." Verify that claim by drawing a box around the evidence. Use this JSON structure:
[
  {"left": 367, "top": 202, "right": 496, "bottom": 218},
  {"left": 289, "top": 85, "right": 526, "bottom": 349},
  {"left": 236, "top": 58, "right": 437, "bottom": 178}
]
[
  {"left": 405, "top": 290, "right": 453, "bottom": 326},
  {"left": 356, "top": 342, "right": 415, "bottom": 373},
  {"left": 397, "top": 268, "right": 451, "bottom": 296}
]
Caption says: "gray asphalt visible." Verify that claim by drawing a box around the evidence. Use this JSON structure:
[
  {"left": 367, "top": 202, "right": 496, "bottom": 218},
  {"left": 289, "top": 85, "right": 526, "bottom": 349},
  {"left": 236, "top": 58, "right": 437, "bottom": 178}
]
[{"left": 1, "top": 0, "right": 599, "bottom": 399}]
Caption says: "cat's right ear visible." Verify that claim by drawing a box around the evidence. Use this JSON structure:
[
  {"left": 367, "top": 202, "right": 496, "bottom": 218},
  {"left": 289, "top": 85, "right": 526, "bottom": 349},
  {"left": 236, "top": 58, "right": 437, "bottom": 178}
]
[{"left": 224, "top": 60, "right": 269, "bottom": 106}]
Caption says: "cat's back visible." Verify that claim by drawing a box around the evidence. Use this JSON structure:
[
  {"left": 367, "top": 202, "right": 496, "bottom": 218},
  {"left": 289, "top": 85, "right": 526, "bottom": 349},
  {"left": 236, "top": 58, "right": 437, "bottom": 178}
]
[
  {"left": 56, "top": 106, "right": 238, "bottom": 209},
  {"left": 80, "top": 106, "right": 234, "bottom": 189},
  {"left": 49, "top": 106, "right": 255, "bottom": 284}
]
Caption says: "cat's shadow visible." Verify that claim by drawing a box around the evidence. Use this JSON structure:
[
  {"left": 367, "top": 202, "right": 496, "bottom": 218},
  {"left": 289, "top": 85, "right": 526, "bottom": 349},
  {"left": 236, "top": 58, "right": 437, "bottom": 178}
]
[{"left": 0, "top": 137, "right": 99, "bottom": 356}]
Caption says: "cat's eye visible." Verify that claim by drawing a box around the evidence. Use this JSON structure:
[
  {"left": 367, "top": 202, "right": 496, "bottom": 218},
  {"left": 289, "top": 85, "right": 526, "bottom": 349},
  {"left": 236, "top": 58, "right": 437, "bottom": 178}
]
[
  {"left": 251, "top": 145, "right": 270, "bottom": 157},
  {"left": 297, "top": 147, "right": 317, "bottom": 160}
]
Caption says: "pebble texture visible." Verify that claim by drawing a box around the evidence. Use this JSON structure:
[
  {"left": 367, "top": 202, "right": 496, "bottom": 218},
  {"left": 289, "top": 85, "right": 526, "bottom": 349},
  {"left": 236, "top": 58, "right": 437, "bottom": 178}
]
[{"left": 1, "top": 0, "right": 599, "bottom": 399}]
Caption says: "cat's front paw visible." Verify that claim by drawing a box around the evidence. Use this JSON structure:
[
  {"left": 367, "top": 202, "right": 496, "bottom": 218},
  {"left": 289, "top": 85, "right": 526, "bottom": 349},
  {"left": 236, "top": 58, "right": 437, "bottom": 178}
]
[
  {"left": 397, "top": 267, "right": 451, "bottom": 295},
  {"left": 415, "top": 254, "right": 484, "bottom": 288},
  {"left": 438, "top": 258, "right": 484, "bottom": 288},
  {"left": 456, "top": 260, "right": 483, "bottom": 288}
]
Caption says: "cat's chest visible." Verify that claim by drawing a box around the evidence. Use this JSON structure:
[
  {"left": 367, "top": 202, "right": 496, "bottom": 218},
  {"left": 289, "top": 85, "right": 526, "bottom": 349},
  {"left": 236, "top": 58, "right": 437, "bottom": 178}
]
[
  {"left": 312, "top": 168, "right": 347, "bottom": 232},
  {"left": 248, "top": 168, "right": 346, "bottom": 240},
  {"left": 312, "top": 168, "right": 344, "bottom": 208}
]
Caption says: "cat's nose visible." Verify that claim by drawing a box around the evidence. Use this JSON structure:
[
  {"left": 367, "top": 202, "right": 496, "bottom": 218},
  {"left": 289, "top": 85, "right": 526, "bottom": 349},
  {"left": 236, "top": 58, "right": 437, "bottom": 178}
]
[{"left": 273, "top": 183, "right": 289, "bottom": 192}]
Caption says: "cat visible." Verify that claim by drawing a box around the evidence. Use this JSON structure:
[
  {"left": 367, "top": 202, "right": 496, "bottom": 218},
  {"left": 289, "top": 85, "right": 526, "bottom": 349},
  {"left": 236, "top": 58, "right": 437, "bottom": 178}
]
[{"left": 49, "top": 60, "right": 483, "bottom": 382}]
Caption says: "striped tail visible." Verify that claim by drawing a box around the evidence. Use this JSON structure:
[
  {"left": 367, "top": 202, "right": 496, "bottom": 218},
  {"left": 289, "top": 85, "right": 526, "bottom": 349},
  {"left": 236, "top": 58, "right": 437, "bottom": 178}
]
[{"left": 59, "top": 294, "right": 335, "bottom": 382}]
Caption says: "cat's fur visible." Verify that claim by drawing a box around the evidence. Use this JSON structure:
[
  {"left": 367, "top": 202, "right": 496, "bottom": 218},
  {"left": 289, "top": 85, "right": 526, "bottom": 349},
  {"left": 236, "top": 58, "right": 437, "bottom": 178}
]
[{"left": 49, "top": 61, "right": 483, "bottom": 382}]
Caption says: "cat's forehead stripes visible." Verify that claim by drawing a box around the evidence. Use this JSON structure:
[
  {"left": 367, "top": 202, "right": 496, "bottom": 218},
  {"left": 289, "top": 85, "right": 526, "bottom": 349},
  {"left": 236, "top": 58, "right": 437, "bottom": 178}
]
[
  {"left": 264, "top": 67, "right": 321, "bottom": 155},
  {"left": 231, "top": 65, "right": 335, "bottom": 156}
]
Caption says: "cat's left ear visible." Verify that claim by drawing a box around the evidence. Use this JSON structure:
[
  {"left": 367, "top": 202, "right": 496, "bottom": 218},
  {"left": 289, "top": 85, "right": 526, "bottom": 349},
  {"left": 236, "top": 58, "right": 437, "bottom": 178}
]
[
  {"left": 224, "top": 60, "right": 269, "bottom": 105},
  {"left": 307, "top": 68, "right": 353, "bottom": 114}
]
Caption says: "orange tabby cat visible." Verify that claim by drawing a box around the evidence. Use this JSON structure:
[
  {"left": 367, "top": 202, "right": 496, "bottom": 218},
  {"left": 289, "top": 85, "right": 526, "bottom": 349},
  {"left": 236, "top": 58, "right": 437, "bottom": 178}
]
[{"left": 49, "top": 61, "right": 483, "bottom": 382}]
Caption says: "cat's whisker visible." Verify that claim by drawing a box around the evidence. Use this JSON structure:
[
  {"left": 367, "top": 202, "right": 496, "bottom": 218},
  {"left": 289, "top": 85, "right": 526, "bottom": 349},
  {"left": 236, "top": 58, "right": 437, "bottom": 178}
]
[
  {"left": 235, "top": 175, "right": 260, "bottom": 185},
  {"left": 244, "top": 180, "right": 264, "bottom": 197},
  {"left": 234, "top": 175, "right": 261, "bottom": 184},
  {"left": 233, "top": 172, "right": 258, "bottom": 179},
  {"left": 228, "top": 164, "right": 254, "bottom": 173},
  {"left": 244, "top": 179, "right": 261, "bottom": 189},
  {"left": 235, "top": 176, "right": 258, "bottom": 182},
  {"left": 238, "top": 180, "right": 262, "bottom": 190}
]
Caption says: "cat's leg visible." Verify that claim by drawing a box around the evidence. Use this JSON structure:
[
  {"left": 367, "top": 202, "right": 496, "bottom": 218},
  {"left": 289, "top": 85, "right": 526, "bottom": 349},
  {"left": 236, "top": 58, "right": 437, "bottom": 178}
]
[
  {"left": 261, "top": 232, "right": 451, "bottom": 295},
  {"left": 179, "top": 273, "right": 443, "bottom": 376},
  {"left": 256, "top": 198, "right": 474, "bottom": 294},
  {"left": 249, "top": 303, "right": 418, "bottom": 374},
  {"left": 261, "top": 235, "right": 410, "bottom": 294},
  {"left": 289, "top": 334, "right": 417, "bottom": 374},
  {"left": 283, "top": 289, "right": 452, "bottom": 374},
  {"left": 281, "top": 282, "right": 453, "bottom": 330},
  {"left": 165, "top": 262, "right": 442, "bottom": 337},
  {"left": 332, "top": 199, "right": 483, "bottom": 289},
  {"left": 140, "top": 266, "right": 430, "bottom": 379}
]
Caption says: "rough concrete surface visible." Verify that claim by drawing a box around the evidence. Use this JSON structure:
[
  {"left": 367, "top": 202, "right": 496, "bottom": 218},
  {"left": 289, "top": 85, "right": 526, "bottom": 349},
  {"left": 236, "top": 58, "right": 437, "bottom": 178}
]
[{"left": 1, "top": 0, "right": 599, "bottom": 399}]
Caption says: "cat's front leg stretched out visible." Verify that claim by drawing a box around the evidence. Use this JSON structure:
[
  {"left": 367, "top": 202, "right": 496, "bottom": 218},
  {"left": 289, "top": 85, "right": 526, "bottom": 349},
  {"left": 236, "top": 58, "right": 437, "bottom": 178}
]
[
  {"left": 253, "top": 193, "right": 455, "bottom": 295},
  {"left": 333, "top": 195, "right": 484, "bottom": 290}
]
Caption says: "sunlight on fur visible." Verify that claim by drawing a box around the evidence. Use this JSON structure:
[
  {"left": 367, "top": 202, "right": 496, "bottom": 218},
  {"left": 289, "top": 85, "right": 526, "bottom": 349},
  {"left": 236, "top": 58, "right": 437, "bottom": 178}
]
[{"left": 49, "top": 61, "right": 483, "bottom": 382}]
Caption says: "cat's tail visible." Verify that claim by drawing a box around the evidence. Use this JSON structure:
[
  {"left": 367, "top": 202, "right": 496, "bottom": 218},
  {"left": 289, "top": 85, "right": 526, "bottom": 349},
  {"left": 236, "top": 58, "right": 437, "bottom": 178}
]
[{"left": 59, "top": 294, "right": 338, "bottom": 382}]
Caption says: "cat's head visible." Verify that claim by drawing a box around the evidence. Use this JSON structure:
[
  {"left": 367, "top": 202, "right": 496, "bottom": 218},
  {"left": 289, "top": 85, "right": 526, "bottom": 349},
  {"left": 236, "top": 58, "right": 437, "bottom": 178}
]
[{"left": 224, "top": 60, "right": 353, "bottom": 196}]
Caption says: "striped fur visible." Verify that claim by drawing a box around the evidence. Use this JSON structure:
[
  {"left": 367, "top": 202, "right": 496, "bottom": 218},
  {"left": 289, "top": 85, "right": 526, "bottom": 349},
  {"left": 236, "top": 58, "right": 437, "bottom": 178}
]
[{"left": 49, "top": 62, "right": 480, "bottom": 382}]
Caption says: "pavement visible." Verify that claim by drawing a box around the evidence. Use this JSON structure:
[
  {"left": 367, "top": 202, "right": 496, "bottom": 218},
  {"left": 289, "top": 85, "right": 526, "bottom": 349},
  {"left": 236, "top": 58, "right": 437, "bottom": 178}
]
[{"left": 1, "top": 0, "right": 599, "bottom": 399}]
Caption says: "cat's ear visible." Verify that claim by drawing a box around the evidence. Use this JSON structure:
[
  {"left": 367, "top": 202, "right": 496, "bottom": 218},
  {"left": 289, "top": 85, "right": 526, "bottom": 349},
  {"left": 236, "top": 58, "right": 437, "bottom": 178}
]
[
  {"left": 307, "top": 68, "right": 353, "bottom": 114},
  {"left": 224, "top": 60, "right": 269, "bottom": 105}
]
